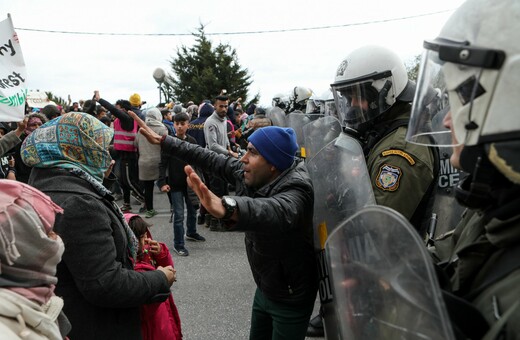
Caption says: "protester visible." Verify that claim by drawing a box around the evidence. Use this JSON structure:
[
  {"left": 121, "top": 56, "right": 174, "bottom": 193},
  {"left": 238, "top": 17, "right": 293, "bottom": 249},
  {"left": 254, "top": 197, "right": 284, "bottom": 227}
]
[
  {"left": 161, "top": 108, "right": 175, "bottom": 136},
  {"left": 188, "top": 102, "right": 214, "bottom": 226},
  {"left": 125, "top": 213, "right": 182, "bottom": 340},
  {"left": 131, "top": 109, "right": 318, "bottom": 340},
  {"left": 0, "top": 180, "right": 71, "bottom": 339},
  {"left": 11, "top": 112, "right": 47, "bottom": 183},
  {"left": 158, "top": 112, "right": 205, "bottom": 256},
  {"left": 96, "top": 91, "right": 145, "bottom": 212},
  {"left": 203, "top": 95, "right": 238, "bottom": 231},
  {"left": 0, "top": 119, "right": 26, "bottom": 157},
  {"left": 20, "top": 112, "right": 175, "bottom": 340},
  {"left": 135, "top": 108, "right": 168, "bottom": 218}
]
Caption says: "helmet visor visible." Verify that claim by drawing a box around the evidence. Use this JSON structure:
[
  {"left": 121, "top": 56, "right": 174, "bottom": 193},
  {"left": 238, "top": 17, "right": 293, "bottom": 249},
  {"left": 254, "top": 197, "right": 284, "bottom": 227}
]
[
  {"left": 332, "top": 82, "right": 381, "bottom": 130},
  {"left": 407, "top": 49, "right": 455, "bottom": 147},
  {"left": 324, "top": 100, "right": 337, "bottom": 119}
]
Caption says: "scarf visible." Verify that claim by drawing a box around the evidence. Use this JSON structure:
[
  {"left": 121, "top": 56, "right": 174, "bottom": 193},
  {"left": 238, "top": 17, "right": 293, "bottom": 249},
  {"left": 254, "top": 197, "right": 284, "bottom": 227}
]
[
  {"left": 20, "top": 112, "right": 113, "bottom": 183},
  {"left": 0, "top": 180, "right": 64, "bottom": 304}
]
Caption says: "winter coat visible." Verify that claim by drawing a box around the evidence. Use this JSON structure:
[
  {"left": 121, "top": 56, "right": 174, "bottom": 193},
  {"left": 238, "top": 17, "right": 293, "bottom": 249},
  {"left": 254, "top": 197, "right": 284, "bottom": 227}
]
[
  {"left": 187, "top": 106, "right": 212, "bottom": 148},
  {"left": 161, "top": 137, "right": 318, "bottom": 306},
  {"left": 135, "top": 123, "right": 167, "bottom": 180},
  {"left": 28, "top": 167, "right": 171, "bottom": 340},
  {"left": 135, "top": 238, "right": 182, "bottom": 340},
  {"left": 0, "top": 130, "right": 21, "bottom": 157}
]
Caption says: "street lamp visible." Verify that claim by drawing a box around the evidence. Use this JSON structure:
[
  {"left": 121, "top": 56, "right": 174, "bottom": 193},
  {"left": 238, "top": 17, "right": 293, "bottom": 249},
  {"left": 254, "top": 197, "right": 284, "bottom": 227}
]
[{"left": 153, "top": 68, "right": 166, "bottom": 104}]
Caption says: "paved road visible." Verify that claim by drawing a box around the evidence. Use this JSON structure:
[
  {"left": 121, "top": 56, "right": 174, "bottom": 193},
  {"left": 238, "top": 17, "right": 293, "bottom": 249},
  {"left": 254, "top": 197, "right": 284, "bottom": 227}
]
[{"left": 125, "top": 189, "right": 321, "bottom": 340}]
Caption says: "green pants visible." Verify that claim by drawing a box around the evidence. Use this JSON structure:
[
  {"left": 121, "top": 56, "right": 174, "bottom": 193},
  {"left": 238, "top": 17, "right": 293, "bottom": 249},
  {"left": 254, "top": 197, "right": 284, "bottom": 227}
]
[{"left": 249, "top": 288, "right": 314, "bottom": 340}]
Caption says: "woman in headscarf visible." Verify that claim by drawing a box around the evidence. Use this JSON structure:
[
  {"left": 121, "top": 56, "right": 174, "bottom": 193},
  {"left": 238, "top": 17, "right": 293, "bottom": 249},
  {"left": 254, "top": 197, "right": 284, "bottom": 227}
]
[
  {"left": 10, "top": 112, "right": 47, "bottom": 183},
  {"left": 20, "top": 112, "right": 175, "bottom": 340},
  {"left": 0, "top": 180, "right": 70, "bottom": 339},
  {"left": 135, "top": 108, "right": 168, "bottom": 218}
]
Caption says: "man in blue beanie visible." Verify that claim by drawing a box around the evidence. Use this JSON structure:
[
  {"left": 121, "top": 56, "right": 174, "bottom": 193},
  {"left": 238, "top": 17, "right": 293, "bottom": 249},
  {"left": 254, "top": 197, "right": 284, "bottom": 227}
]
[{"left": 130, "top": 111, "right": 318, "bottom": 340}]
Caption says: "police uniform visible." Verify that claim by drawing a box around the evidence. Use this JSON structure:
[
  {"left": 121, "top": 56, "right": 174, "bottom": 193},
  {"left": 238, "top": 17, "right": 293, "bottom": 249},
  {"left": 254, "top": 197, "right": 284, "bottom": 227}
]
[
  {"left": 433, "top": 199, "right": 520, "bottom": 339},
  {"left": 365, "top": 104, "right": 436, "bottom": 227}
]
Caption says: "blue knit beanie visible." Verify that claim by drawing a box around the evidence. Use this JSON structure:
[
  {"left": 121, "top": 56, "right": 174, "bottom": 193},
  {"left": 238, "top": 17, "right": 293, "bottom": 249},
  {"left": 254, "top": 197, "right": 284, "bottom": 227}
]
[{"left": 248, "top": 126, "right": 298, "bottom": 172}]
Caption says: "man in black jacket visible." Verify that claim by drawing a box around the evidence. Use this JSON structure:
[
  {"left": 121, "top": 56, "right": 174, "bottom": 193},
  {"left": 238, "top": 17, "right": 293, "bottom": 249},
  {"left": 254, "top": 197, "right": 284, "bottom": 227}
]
[{"left": 133, "top": 110, "right": 318, "bottom": 340}]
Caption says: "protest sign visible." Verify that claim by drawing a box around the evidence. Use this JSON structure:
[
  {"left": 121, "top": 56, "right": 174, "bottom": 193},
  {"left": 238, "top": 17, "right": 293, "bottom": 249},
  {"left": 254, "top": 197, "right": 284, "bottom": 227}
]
[{"left": 0, "top": 14, "right": 27, "bottom": 122}]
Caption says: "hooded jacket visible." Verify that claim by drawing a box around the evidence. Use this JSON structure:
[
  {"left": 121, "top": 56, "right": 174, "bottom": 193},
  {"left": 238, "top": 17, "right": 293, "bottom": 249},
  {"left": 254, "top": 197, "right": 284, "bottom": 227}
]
[{"left": 188, "top": 103, "right": 213, "bottom": 148}]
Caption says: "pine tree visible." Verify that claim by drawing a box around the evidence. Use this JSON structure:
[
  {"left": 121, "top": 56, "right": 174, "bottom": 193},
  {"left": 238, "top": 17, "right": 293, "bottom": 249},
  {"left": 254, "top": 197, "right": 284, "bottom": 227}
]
[{"left": 165, "top": 24, "right": 258, "bottom": 105}]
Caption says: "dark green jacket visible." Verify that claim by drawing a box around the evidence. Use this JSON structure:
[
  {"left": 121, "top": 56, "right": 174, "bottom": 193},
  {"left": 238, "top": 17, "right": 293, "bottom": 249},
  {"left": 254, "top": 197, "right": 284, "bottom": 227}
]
[
  {"left": 434, "top": 201, "right": 520, "bottom": 339},
  {"left": 366, "top": 104, "right": 436, "bottom": 225}
]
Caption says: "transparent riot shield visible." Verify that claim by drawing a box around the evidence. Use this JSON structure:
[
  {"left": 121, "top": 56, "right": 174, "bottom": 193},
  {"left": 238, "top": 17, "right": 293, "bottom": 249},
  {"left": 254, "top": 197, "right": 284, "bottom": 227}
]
[
  {"left": 305, "top": 131, "right": 376, "bottom": 339},
  {"left": 325, "top": 205, "right": 455, "bottom": 340},
  {"left": 266, "top": 106, "right": 287, "bottom": 127},
  {"left": 286, "top": 110, "right": 312, "bottom": 158},
  {"left": 302, "top": 116, "right": 342, "bottom": 161}
]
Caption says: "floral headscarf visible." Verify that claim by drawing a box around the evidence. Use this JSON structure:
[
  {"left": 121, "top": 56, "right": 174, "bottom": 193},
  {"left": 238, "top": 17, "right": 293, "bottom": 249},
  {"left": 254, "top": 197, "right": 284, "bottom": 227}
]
[{"left": 20, "top": 112, "right": 113, "bottom": 183}]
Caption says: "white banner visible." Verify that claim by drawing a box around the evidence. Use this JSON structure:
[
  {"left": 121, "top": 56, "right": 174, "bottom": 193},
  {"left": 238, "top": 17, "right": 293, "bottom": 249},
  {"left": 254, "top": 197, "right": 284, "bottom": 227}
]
[{"left": 0, "top": 14, "right": 26, "bottom": 122}]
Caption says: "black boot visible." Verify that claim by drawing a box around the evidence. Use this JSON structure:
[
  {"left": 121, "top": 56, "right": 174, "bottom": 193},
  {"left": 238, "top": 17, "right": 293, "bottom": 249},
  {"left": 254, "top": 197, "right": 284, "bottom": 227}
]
[
  {"left": 209, "top": 217, "right": 224, "bottom": 232},
  {"left": 204, "top": 215, "right": 211, "bottom": 228},
  {"left": 306, "top": 314, "right": 324, "bottom": 337},
  {"left": 197, "top": 213, "right": 205, "bottom": 225}
]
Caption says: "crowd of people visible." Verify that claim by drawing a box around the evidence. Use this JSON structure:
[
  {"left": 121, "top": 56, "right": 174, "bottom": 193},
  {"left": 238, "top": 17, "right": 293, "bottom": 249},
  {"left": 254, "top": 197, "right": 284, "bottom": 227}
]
[{"left": 1, "top": 0, "right": 519, "bottom": 338}]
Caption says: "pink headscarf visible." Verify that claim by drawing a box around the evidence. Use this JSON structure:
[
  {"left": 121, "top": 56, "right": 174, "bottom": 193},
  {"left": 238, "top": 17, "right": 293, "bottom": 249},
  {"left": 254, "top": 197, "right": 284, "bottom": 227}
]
[{"left": 0, "top": 180, "right": 64, "bottom": 304}]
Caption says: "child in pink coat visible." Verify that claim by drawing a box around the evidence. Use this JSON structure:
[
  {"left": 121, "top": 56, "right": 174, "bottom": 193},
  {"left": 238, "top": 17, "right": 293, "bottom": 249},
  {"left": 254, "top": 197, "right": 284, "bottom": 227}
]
[{"left": 124, "top": 213, "right": 182, "bottom": 340}]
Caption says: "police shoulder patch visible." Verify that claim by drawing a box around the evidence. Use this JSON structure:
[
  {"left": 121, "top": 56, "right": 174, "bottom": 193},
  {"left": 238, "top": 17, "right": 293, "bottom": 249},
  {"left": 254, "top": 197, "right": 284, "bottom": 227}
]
[
  {"left": 381, "top": 149, "right": 415, "bottom": 165},
  {"left": 375, "top": 164, "right": 402, "bottom": 192}
]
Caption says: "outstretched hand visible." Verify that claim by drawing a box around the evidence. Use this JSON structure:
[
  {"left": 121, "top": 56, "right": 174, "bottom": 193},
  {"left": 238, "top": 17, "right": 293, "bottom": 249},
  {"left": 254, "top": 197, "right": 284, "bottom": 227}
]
[
  {"left": 185, "top": 165, "right": 226, "bottom": 219},
  {"left": 127, "top": 110, "right": 162, "bottom": 144},
  {"left": 15, "top": 117, "right": 28, "bottom": 137}
]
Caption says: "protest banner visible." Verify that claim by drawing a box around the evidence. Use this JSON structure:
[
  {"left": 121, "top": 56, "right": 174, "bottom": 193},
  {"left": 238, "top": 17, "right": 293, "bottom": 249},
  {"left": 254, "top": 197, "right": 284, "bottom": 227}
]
[{"left": 0, "top": 14, "right": 27, "bottom": 122}]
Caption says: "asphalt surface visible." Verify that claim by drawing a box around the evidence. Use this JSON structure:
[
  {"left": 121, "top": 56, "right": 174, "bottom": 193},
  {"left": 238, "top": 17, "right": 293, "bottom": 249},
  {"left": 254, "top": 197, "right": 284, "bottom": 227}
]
[{"left": 123, "top": 188, "right": 321, "bottom": 340}]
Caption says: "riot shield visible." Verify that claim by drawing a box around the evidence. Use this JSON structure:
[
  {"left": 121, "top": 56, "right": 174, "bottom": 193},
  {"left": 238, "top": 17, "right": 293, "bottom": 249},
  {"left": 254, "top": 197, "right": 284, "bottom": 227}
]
[
  {"left": 325, "top": 205, "right": 455, "bottom": 340},
  {"left": 306, "top": 131, "right": 376, "bottom": 339},
  {"left": 266, "top": 106, "right": 287, "bottom": 127},
  {"left": 302, "top": 116, "right": 342, "bottom": 161},
  {"left": 286, "top": 110, "right": 312, "bottom": 158}
]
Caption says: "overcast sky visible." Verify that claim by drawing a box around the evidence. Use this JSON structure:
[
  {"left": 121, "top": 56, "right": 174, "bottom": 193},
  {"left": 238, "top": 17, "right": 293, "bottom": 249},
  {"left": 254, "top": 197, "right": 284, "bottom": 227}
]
[{"left": 1, "top": 0, "right": 465, "bottom": 108}]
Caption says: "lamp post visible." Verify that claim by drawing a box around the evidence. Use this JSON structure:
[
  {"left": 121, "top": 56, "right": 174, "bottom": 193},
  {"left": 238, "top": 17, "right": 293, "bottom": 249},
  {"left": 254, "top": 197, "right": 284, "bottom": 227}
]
[{"left": 153, "top": 68, "right": 166, "bottom": 104}]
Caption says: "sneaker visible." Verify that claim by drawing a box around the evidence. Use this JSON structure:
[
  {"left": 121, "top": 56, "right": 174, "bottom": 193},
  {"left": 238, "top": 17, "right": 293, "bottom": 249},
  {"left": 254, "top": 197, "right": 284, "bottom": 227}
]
[
  {"left": 139, "top": 205, "right": 147, "bottom": 214},
  {"left": 120, "top": 203, "right": 132, "bottom": 213},
  {"left": 306, "top": 314, "right": 324, "bottom": 337},
  {"left": 186, "top": 233, "right": 206, "bottom": 242},
  {"left": 145, "top": 209, "right": 157, "bottom": 218},
  {"left": 173, "top": 246, "right": 189, "bottom": 256}
]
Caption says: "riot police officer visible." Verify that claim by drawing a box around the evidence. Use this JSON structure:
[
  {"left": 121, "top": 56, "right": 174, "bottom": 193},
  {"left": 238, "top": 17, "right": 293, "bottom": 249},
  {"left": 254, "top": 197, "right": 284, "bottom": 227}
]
[
  {"left": 307, "top": 45, "right": 438, "bottom": 337},
  {"left": 332, "top": 45, "right": 438, "bottom": 232},
  {"left": 406, "top": 0, "right": 520, "bottom": 337}
]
